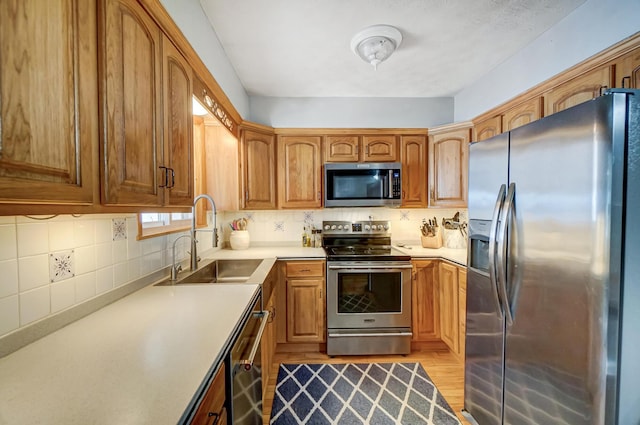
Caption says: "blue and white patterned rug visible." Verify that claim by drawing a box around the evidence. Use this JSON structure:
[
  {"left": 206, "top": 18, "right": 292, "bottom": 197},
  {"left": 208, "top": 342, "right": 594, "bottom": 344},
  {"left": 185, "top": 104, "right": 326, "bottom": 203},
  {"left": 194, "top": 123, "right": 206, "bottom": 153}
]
[{"left": 269, "top": 362, "right": 461, "bottom": 425}]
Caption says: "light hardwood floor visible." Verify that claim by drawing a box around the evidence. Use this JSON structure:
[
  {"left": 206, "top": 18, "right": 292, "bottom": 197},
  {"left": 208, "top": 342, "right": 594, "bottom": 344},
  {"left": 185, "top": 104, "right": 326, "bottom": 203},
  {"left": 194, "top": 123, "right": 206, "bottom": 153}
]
[{"left": 263, "top": 349, "right": 468, "bottom": 424}]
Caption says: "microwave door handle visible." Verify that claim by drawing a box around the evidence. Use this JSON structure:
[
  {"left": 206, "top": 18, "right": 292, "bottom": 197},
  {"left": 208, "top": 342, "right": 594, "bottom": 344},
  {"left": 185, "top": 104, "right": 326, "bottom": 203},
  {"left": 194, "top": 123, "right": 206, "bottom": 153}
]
[
  {"left": 388, "top": 170, "right": 394, "bottom": 198},
  {"left": 381, "top": 172, "right": 388, "bottom": 198}
]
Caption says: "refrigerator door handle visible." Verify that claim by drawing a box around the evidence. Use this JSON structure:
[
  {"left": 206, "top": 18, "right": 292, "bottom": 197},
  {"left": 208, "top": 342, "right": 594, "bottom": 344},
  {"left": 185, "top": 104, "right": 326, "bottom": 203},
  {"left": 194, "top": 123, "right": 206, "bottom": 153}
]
[
  {"left": 497, "top": 182, "right": 516, "bottom": 325},
  {"left": 488, "top": 184, "right": 507, "bottom": 317}
]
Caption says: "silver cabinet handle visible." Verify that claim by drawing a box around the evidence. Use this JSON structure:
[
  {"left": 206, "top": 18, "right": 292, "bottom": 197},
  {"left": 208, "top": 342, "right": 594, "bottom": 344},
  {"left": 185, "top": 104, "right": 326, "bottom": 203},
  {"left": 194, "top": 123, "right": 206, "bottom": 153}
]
[
  {"left": 239, "top": 310, "right": 269, "bottom": 371},
  {"left": 489, "top": 184, "right": 506, "bottom": 317},
  {"left": 496, "top": 182, "right": 516, "bottom": 325}
]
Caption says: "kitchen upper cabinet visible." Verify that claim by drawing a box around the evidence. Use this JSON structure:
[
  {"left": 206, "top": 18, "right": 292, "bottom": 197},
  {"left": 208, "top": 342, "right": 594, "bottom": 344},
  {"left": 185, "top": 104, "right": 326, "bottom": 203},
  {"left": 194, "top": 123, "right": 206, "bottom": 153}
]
[
  {"left": 473, "top": 116, "right": 501, "bottom": 142},
  {"left": 411, "top": 260, "right": 440, "bottom": 342},
  {"left": 161, "top": 33, "right": 193, "bottom": 206},
  {"left": 324, "top": 134, "right": 398, "bottom": 162},
  {"left": 100, "top": 0, "right": 164, "bottom": 206},
  {"left": 324, "top": 135, "right": 360, "bottom": 162},
  {"left": 400, "top": 135, "right": 428, "bottom": 207},
  {"left": 239, "top": 128, "right": 276, "bottom": 209},
  {"left": 428, "top": 125, "right": 470, "bottom": 208},
  {"left": 614, "top": 46, "right": 640, "bottom": 89},
  {"left": 285, "top": 261, "right": 325, "bottom": 343},
  {"left": 277, "top": 136, "right": 322, "bottom": 209},
  {"left": 502, "top": 97, "right": 543, "bottom": 131},
  {"left": 0, "top": 0, "right": 97, "bottom": 208},
  {"left": 544, "top": 66, "right": 612, "bottom": 115},
  {"left": 438, "top": 261, "right": 460, "bottom": 354},
  {"left": 362, "top": 135, "right": 399, "bottom": 162}
]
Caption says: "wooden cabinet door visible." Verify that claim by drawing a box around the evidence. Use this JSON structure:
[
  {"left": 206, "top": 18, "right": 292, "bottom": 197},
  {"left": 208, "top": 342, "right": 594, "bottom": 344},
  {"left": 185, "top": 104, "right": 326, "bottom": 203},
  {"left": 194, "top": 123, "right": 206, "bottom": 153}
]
[
  {"left": 362, "top": 135, "right": 398, "bottom": 162},
  {"left": 192, "top": 363, "right": 225, "bottom": 425},
  {"left": 411, "top": 260, "right": 440, "bottom": 341},
  {"left": 439, "top": 262, "right": 459, "bottom": 353},
  {"left": 458, "top": 267, "right": 467, "bottom": 360},
  {"left": 261, "top": 290, "right": 276, "bottom": 400},
  {"left": 325, "top": 135, "right": 360, "bottom": 162},
  {"left": 614, "top": 47, "right": 640, "bottom": 88},
  {"left": 287, "top": 278, "right": 325, "bottom": 343},
  {"left": 544, "top": 67, "right": 612, "bottom": 115},
  {"left": 277, "top": 136, "right": 322, "bottom": 209},
  {"left": 428, "top": 128, "right": 469, "bottom": 208},
  {"left": 100, "top": 0, "right": 163, "bottom": 206},
  {"left": 0, "top": 0, "right": 97, "bottom": 206},
  {"left": 162, "top": 34, "right": 193, "bottom": 206},
  {"left": 473, "top": 116, "right": 501, "bottom": 142},
  {"left": 502, "top": 97, "right": 543, "bottom": 131},
  {"left": 240, "top": 129, "right": 276, "bottom": 209},
  {"left": 400, "top": 136, "right": 427, "bottom": 207}
]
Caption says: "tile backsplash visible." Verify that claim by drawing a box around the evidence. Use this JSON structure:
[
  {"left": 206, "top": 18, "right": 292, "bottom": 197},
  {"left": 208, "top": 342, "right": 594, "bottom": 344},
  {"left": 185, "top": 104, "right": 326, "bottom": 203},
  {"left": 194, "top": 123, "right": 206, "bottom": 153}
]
[
  {"left": 220, "top": 207, "right": 468, "bottom": 245},
  {"left": 0, "top": 208, "right": 466, "bottom": 340},
  {"left": 0, "top": 214, "right": 212, "bottom": 339}
]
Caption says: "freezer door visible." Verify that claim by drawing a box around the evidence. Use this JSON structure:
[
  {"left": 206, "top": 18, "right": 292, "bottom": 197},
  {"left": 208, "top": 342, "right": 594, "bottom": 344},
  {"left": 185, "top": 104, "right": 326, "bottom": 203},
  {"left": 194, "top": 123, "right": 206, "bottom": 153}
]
[
  {"left": 503, "top": 95, "right": 621, "bottom": 425},
  {"left": 468, "top": 133, "right": 509, "bottom": 221},
  {"left": 464, "top": 263, "right": 504, "bottom": 425}
]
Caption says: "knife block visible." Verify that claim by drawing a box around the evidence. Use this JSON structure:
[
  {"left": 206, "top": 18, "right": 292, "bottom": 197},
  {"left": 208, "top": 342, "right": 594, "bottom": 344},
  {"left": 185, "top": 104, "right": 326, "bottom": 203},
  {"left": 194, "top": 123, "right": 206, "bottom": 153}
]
[{"left": 420, "top": 228, "right": 443, "bottom": 248}]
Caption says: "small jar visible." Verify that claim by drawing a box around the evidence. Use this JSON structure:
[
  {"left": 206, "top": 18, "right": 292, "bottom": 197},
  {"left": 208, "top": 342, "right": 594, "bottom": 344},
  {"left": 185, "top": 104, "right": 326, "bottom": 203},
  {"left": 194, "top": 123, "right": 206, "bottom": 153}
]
[{"left": 230, "top": 230, "right": 250, "bottom": 250}]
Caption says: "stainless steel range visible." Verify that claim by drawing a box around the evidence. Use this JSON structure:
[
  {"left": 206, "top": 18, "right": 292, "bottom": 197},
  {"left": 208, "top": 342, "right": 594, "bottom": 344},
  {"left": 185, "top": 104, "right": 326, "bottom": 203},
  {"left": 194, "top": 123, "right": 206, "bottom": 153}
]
[{"left": 322, "top": 220, "right": 412, "bottom": 356}]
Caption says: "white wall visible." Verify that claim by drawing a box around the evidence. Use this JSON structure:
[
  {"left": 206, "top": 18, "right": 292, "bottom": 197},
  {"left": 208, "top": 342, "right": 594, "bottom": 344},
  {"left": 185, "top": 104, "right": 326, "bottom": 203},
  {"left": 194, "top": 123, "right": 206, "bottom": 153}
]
[
  {"left": 454, "top": 0, "right": 640, "bottom": 121},
  {"left": 159, "top": 0, "right": 250, "bottom": 118},
  {"left": 249, "top": 96, "right": 454, "bottom": 128}
]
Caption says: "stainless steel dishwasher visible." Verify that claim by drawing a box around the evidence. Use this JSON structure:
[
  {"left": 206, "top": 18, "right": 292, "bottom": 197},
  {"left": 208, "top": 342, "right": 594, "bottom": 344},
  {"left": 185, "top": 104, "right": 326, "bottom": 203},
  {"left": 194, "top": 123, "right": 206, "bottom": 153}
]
[{"left": 227, "top": 296, "right": 269, "bottom": 425}]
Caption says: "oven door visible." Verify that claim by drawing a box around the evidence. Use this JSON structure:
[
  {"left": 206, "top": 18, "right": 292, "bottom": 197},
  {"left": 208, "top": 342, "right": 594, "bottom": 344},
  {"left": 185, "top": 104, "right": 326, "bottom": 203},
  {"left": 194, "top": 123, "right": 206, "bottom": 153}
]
[{"left": 327, "top": 261, "right": 412, "bottom": 329}]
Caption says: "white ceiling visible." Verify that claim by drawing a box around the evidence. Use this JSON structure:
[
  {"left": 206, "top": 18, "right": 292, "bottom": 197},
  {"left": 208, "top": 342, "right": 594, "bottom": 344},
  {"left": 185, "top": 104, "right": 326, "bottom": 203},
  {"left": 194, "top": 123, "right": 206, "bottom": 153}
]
[{"left": 199, "top": 0, "right": 585, "bottom": 98}]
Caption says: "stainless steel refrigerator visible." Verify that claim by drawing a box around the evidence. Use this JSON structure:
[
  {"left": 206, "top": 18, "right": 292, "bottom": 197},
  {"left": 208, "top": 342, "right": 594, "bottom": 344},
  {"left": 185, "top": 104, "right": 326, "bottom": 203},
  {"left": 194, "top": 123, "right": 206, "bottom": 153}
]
[{"left": 463, "top": 89, "right": 640, "bottom": 425}]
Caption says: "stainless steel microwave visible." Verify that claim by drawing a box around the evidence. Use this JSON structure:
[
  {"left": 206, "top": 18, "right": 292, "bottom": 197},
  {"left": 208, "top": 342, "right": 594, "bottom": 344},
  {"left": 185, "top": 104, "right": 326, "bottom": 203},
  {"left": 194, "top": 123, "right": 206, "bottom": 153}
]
[{"left": 324, "top": 162, "right": 402, "bottom": 207}]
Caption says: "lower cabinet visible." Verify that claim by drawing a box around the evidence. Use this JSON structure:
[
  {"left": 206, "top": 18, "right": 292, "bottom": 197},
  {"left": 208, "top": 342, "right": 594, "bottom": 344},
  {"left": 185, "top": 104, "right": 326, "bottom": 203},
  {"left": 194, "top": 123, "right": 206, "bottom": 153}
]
[
  {"left": 285, "top": 261, "right": 326, "bottom": 343},
  {"left": 411, "top": 260, "right": 440, "bottom": 342},
  {"left": 438, "top": 262, "right": 460, "bottom": 354},
  {"left": 191, "top": 363, "right": 226, "bottom": 425},
  {"left": 458, "top": 268, "right": 467, "bottom": 360}
]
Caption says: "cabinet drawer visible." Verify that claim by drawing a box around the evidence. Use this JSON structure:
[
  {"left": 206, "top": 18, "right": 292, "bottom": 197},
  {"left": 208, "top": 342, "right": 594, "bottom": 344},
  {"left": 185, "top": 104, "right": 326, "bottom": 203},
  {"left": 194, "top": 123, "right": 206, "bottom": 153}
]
[
  {"left": 286, "top": 261, "right": 324, "bottom": 277},
  {"left": 192, "top": 363, "right": 225, "bottom": 425}
]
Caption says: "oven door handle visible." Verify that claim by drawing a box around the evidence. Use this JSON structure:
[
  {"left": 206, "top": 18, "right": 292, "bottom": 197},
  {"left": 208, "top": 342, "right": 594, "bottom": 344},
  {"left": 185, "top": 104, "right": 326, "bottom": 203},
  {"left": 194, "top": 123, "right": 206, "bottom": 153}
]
[
  {"left": 328, "top": 264, "right": 413, "bottom": 270},
  {"left": 328, "top": 331, "right": 413, "bottom": 338},
  {"left": 238, "top": 310, "right": 269, "bottom": 371}
]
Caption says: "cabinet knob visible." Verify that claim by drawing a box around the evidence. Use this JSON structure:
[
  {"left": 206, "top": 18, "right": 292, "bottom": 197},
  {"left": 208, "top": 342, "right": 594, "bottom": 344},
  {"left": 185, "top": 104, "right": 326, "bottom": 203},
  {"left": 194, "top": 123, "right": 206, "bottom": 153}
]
[
  {"left": 158, "top": 166, "right": 169, "bottom": 188},
  {"left": 622, "top": 76, "right": 631, "bottom": 88}
]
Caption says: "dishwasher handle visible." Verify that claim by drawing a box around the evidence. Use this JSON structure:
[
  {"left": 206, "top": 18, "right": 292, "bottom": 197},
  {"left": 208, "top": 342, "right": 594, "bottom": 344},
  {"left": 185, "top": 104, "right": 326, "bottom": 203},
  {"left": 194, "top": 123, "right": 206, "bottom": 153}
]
[{"left": 239, "top": 310, "right": 269, "bottom": 371}]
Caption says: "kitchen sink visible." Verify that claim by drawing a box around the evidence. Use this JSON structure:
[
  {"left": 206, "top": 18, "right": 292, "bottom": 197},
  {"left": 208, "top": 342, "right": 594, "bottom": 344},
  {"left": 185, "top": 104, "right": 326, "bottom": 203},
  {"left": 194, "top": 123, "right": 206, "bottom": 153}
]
[{"left": 155, "top": 259, "right": 264, "bottom": 285}]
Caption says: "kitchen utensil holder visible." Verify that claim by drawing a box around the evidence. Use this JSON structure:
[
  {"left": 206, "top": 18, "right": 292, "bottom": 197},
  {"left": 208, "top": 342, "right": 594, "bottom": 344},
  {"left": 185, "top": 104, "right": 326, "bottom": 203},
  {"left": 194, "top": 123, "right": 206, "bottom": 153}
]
[
  {"left": 420, "top": 228, "right": 443, "bottom": 248},
  {"left": 230, "top": 230, "right": 250, "bottom": 250}
]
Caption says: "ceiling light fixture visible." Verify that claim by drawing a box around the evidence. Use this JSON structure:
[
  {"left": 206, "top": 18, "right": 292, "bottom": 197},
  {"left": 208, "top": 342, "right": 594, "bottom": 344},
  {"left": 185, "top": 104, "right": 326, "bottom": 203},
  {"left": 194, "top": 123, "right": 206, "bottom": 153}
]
[{"left": 350, "top": 24, "right": 402, "bottom": 70}]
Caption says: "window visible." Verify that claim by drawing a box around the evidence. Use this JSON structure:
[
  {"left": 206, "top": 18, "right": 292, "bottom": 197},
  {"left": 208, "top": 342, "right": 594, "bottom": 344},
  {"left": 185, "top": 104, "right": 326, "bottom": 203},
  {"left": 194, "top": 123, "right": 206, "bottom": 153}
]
[{"left": 138, "top": 212, "right": 192, "bottom": 239}]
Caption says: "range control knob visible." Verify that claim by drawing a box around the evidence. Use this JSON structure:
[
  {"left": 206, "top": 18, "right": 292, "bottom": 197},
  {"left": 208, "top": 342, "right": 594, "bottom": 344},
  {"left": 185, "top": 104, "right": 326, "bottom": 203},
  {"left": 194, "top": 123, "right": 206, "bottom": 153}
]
[
  {"left": 377, "top": 225, "right": 384, "bottom": 231},
  {"left": 383, "top": 224, "right": 389, "bottom": 230},
  {"left": 364, "top": 224, "right": 371, "bottom": 231},
  {"left": 324, "top": 224, "right": 331, "bottom": 230},
  {"left": 337, "top": 225, "right": 343, "bottom": 230},
  {"left": 330, "top": 225, "right": 337, "bottom": 230}
]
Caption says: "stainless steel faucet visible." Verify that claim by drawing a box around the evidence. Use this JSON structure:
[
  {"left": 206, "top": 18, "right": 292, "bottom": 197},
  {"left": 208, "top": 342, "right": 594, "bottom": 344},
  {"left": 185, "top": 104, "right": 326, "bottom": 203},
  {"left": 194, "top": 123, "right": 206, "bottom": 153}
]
[
  {"left": 191, "top": 194, "right": 218, "bottom": 271},
  {"left": 170, "top": 234, "right": 193, "bottom": 281}
]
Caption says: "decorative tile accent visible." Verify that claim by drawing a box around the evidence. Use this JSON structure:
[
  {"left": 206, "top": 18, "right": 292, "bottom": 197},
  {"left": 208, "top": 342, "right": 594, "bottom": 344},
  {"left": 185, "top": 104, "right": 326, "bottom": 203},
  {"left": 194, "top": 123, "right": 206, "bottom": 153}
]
[
  {"left": 274, "top": 221, "right": 285, "bottom": 232},
  {"left": 49, "top": 250, "right": 74, "bottom": 283},
  {"left": 303, "top": 211, "right": 315, "bottom": 224},
  {"left": 112, "top": 218, "right": 126, "bottom": 241},
  {"left": 270, "top": 363, "right": 461, "bottom": 425},
  {"left": 399, "top": 211, "right": 410, "bottom": 221}
]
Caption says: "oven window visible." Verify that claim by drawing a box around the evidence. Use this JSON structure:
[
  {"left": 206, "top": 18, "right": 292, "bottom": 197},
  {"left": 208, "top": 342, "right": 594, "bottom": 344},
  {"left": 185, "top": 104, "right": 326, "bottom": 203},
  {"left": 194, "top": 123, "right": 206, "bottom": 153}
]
[{"left": 337, "top": 272, "right": 402, "bottom": 313}]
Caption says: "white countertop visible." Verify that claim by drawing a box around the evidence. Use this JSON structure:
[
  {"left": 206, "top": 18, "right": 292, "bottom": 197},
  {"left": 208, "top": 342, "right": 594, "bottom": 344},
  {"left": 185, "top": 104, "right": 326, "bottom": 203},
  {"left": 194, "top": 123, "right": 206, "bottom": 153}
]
[
  {"left": 394, "top": 245, "right": 467, "bottom": 266},
  {"left": 0, "top": 244, "right": 465, "bottom": 425},
  {"left": 0, "top": 283, "right": 260, "bottom": 425}
]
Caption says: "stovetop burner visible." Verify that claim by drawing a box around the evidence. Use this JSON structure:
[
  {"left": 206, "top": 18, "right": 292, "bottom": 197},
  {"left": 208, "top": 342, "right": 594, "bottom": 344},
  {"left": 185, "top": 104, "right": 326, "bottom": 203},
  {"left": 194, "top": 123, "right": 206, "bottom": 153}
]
[{"left": 322, "top": 220, "right": 410, "bottom": 262}]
